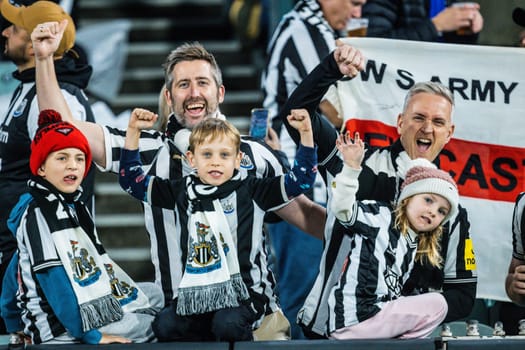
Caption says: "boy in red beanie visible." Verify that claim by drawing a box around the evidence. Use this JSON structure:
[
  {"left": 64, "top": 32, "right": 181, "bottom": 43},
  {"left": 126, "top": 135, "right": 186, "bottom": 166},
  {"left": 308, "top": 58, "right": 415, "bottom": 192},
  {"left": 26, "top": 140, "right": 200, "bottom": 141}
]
[{"left": 1, "top": 110, "right": 163, "bottom": 345}]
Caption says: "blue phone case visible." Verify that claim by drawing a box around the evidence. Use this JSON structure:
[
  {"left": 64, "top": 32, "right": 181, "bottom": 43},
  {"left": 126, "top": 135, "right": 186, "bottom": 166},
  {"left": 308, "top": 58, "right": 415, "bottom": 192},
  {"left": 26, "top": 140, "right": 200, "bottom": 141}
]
[{"left": 249, "top": 108, "right": 268, "bottom": 139}]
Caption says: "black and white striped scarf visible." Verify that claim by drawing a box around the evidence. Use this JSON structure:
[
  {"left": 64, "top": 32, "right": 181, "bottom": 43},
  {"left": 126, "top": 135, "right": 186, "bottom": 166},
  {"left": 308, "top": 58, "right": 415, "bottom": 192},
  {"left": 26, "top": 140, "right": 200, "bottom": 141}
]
[
  {"left": 28, "top": 178, "right": 150, "bottom": 330},
  {"left": 176, "top": 171, "right": 250, "bottom": 316}
]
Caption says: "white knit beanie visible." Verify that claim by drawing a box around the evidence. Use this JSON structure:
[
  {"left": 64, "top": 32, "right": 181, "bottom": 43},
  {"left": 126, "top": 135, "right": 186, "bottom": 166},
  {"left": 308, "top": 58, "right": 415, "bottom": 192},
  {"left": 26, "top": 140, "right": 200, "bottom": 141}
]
[{"left": 397, "top": 158, "right": 459, "bottom": 222}]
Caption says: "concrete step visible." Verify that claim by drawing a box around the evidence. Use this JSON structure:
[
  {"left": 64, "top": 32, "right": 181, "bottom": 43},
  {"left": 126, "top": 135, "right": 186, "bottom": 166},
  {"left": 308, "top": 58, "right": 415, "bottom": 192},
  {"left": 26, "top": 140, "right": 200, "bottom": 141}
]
[
  {"left": 77, "top": 0, "right": 232, "bottom": 42},
  {"left": 124, "top": 41, "right": 252, "bottom": 72},
  {"left": 77, "top": 0, "right": 225, "bottom": 19}
]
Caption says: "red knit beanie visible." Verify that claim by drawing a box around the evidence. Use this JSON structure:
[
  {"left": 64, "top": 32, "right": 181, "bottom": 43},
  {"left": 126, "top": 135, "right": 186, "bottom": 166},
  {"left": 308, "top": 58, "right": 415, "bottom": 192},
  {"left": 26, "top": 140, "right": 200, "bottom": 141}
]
[
  {"left": 30, "top": 109, "right": 92, "bottom": 177},
  {"left": 397, "top": 158, "right": 459, "bottom": 222}
]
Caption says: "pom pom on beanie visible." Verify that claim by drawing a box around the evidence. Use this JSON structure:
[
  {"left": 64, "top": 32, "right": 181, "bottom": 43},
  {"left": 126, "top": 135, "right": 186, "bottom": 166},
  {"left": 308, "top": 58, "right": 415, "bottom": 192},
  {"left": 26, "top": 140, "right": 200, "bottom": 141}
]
[{"left": 29, "top": 109, "right": 92, "bottom": 177}]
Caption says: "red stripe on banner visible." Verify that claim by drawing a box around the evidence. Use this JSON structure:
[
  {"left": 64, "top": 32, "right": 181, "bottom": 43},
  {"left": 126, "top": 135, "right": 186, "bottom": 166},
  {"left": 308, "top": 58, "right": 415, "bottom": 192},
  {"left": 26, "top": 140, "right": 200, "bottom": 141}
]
[{"left": 345, "top": 119, "right": 525, "bottom": 202}]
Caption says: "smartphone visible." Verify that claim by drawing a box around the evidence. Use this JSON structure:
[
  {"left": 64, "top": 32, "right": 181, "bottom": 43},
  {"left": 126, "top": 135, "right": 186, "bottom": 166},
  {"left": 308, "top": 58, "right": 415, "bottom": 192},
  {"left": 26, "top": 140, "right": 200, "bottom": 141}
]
[{"left": 249, "top": 108, "right": 269, "bottom": 139}]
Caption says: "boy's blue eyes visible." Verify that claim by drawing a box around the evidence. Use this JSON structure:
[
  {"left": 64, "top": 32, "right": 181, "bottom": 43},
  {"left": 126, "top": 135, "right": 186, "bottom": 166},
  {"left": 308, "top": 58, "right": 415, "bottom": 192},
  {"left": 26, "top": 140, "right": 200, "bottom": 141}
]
[{"left": 201, "top": 152, "right": 231, "bottom": 158}]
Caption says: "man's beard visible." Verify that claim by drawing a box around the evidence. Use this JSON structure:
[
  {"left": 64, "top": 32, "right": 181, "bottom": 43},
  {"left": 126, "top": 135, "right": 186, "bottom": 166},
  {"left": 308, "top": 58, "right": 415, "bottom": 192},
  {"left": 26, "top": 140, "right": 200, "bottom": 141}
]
[
  {"left": 4, "top": 45, "right": 30, "bottom": 66},
  {"left": 173, "top": 108, "right": 217, "bottom": 130}
]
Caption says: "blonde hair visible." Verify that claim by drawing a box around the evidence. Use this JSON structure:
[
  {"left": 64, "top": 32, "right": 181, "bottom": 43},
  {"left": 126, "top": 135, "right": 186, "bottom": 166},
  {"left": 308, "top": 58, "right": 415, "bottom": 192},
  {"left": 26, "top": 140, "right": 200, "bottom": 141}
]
[
  {"left": 156, "top": 84, "right": 170, "bottom": 131},
  {"left": 189, "top": 118, "right": 241, "bottom": 153},
  {"left": 394, "top": 198, "right": 443, "bottom": 268}
]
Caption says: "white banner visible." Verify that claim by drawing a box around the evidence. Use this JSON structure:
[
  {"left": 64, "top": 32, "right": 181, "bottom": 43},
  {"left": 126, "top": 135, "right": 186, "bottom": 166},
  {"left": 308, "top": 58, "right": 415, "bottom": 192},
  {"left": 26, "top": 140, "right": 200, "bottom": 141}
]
[{"left": 330, "top": 37, "right": 525, "bottom": 301}]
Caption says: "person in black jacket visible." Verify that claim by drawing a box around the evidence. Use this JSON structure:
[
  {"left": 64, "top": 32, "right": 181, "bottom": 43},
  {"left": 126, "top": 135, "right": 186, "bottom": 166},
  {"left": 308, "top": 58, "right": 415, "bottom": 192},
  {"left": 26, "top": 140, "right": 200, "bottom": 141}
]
[
  {"left": 362, "top": 0, "right": 483, "bottom": 44},
  {"left": 0, "top": 0, "right": 95, "bottom": 335}
]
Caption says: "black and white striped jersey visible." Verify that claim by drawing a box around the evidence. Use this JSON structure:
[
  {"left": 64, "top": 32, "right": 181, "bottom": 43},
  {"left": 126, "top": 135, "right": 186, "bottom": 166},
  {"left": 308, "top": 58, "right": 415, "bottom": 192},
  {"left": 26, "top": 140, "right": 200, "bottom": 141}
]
[
  {"left": 512, "top": 192, "right": 525, "bottom": 261},
  {"left": 280, "top": 54, "right": 477, "bottom": 335},
  {"left": 99, "top": 123, "right": 286, "bottom": 318},
  {"left": 261, "top": 0, "right": 339, "bottom": 183},
  {"left": 327, "top": 203, "right": 417, "bottom": 332}
]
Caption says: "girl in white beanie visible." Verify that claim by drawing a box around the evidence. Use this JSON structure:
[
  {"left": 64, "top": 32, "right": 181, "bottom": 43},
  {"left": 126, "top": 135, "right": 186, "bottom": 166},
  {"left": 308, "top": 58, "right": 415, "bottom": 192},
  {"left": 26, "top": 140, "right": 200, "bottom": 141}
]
[{"left": 325, "top": 132, "right": 459, "bottom": 340}]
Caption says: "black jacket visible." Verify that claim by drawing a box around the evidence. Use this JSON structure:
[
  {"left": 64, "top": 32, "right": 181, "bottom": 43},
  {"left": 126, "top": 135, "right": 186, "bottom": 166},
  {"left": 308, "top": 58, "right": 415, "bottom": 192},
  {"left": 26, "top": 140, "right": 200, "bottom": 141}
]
[{"left": 363, "top": 0, "right": 479, "bottom": 44}]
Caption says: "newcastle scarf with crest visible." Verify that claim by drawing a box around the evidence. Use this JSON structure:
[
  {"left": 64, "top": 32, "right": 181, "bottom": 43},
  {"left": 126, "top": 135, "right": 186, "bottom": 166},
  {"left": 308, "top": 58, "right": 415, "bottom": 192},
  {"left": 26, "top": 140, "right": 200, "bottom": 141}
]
[
  {"left": 25, "top": 178, "right": 151, "bottom": 331},
  {"left": 176, "top": 171, "right": 250, "bottom": 316}
]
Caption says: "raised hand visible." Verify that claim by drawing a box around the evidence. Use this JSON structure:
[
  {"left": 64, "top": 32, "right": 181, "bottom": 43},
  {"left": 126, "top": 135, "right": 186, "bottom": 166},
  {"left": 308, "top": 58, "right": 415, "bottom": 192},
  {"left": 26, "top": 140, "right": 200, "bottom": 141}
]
[
  {"left": 264, "top": 127, "right": 281, "bottom": 151},
  {"left": 31, "top": 20, "right": 68, "bottom": 60},
  {"left": 336, "top": 131, "right": 364, "bottom": 169},
  {"left": 287, "top": 109, "right": 312, "bottom": 133},
  {"left": 334, "top": 41, "right": 365, "bottom": 78},
  {"left": 287, "top": 109, "right": 313, "bottom": 148},
  {"left": 129, "top": 108, "right": 158, "bottom": 131},
  {"left": 508, "top": 263, "right": 525, "bottom": 305},
  {"left": 432, "top": 4, "right": 483, "bottom": 34}
]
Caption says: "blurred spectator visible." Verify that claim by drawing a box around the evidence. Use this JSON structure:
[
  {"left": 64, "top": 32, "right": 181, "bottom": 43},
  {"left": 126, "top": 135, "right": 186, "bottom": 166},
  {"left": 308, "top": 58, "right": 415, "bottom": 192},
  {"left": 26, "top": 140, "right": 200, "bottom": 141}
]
[
  {"left": 228, "top": 0, "right": 270, "bottom": 53},
  {"left": 322, "top": 0, "right": 485, "bottom": 128},
  {"left": 513, "top": 6, "right": 525, "bottom": 47},
  {"left": 363, "top": 0, "right": 483, "bottom": 44},
  {"left": 0, "top": 0, "right": 80, "bottom": 119},
  {"left": 498, "top": 8, "right": 525, "bottom": 336},
  {"left": 157, "top": 84, "right": 170, "bottom": 131}
]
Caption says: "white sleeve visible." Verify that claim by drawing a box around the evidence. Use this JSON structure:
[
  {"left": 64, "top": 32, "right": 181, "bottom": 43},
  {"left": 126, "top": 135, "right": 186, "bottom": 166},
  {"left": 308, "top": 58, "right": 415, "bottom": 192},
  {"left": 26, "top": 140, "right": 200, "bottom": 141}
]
[
  {"left": 330, "top": 164, "right": 361, "bottom": 223},
  {"left": 27, "top": 88, "right": 87, "bottom": 139},
  {"left": 322, "top": 84, "right": 342, "bottom": 116}
]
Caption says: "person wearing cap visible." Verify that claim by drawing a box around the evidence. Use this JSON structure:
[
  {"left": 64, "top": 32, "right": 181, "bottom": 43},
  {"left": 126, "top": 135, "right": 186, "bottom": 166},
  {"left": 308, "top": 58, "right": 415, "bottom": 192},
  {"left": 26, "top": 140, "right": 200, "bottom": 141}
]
[
  {"left": 0, "top": 1, "right": 96, "bottom": 333},
  {"left": 275, "top": 44, "right": 476, "bottom": 338},
  {"left": 0, "top": 109, "right": 163, "bottom": 345},
  {"left": 326, "top": 133, "right": 458, "bottom": 339}
]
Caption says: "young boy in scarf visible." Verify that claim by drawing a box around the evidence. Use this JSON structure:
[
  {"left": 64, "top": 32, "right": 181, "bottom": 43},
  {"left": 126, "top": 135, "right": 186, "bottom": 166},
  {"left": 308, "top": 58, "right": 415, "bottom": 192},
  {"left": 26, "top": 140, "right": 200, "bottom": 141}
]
[
  {"left": 1, "top": 110, "right": 164, "bottom": 345},
  {"left": 118, "top": 107, "right": 317, "bottom": 342}
]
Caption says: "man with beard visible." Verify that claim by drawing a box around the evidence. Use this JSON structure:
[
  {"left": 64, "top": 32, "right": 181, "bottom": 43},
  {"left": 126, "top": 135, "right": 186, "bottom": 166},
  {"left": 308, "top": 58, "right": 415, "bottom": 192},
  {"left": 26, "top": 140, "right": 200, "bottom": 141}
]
[
  {"left": 0, "top": 0, "right": 95, "bottom": 334},
  {"left": 32, "top": 20, "right": 328, "bottom": 340}
]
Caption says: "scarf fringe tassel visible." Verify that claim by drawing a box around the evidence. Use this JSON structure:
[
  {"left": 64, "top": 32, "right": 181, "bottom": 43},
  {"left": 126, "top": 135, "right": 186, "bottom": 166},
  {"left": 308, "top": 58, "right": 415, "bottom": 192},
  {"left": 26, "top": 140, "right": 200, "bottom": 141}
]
[
  {"left": 176, "top": 273, "right": 250, "bottom": 316},
  {"left": 80, "top": 294, "right": 124, "bottom": 331}
]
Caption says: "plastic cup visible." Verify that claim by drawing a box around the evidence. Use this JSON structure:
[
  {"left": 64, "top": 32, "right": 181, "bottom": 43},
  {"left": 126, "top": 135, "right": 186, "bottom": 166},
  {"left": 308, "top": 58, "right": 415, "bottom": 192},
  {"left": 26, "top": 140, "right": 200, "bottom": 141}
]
[
  {"left": 346, "top": 18, "right": 369, "bottom": 37},
  {"left": 452, "top": 2, "right": 478, "bottom": 35}
]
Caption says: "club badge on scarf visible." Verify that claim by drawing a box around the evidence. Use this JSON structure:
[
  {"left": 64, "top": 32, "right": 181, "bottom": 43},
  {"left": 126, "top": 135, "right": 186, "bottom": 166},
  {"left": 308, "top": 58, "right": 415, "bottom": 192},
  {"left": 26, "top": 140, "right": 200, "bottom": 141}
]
[
  {"left": 57, "top": 219, "right": 151, "bottom": 330},
  {"left": 30, "top": 178, "right": 151, "bottom": 331},
  {"left": 177, "top": 177, "right": 250, "bottom": 316}
]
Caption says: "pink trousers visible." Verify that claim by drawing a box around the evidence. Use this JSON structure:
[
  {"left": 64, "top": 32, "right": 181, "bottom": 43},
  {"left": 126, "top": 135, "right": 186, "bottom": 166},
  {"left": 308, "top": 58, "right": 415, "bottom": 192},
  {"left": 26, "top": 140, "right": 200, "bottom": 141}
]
[{"left": 329, "top": 292, "right": 447, "bottom": 340}]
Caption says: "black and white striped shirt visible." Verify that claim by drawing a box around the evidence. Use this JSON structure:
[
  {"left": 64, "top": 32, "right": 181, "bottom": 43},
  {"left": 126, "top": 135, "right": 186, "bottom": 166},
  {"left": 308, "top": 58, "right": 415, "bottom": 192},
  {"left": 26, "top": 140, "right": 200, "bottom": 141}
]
[
  {"left": 326, "top": 165, "right": 418, "bottom": 332},
  {"left": 261, "top": 0, "right": 339, "bottom": 181},
  {"left": 262, "top": 0, "right": 338, "bottom": 121},
  {"left": 512, "top": 192, "right": 525, "bottom": 261},
  {"left": 282, "top": 54, "right": 477, "bottom": 336},
  {"left": 99, "top": 120, "right": 285, "bottom": 318}
]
